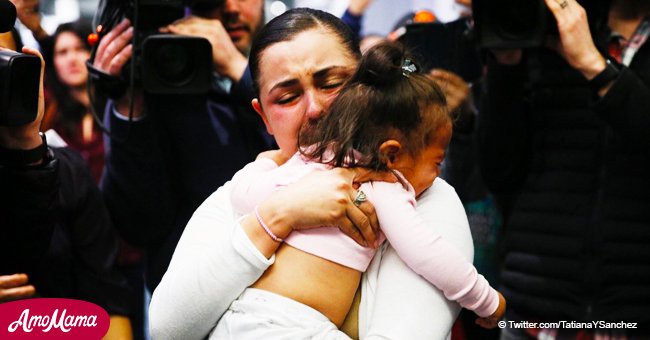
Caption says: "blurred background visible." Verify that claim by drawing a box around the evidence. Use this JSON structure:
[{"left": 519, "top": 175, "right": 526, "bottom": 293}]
[{"left": 16, "top": 0, "right": 470, "bottom": 48}]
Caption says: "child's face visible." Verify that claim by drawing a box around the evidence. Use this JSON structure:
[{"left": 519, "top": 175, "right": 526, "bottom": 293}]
[{"left": 393, "top": 123, "right": 452, "bottom": 197}]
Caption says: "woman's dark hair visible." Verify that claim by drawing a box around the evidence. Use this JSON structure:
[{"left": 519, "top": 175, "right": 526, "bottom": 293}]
[
  {"left": 249, "top": 7, "right": 361, "bottom": 95},
  {"left": 299, "top": 41, "right": 450, "bottom": 171},
  {"left": 42, "top": 20, "right": 93, "bottom": 134}
]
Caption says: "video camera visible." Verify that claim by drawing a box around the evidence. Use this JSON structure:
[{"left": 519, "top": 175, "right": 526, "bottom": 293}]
[
  {"left": 92, "top": 0, "right": 223, "bottom": 96},
  {"left": 0, "top": 0, "right": 40, "bottom": 126},
  {"left": 472, "top": 0, "right": 608, "bottom": 48}
]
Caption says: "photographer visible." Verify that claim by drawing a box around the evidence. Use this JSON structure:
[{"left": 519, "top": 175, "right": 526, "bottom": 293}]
[
  {"left": 480, "top": 0, "right": 650, "bottom": 336},
  {"left": 93, "top": 0, "right": 273, "bottom": 290},
  {"left": 0, "top": 46, "right": 133, "bottom": 339}
]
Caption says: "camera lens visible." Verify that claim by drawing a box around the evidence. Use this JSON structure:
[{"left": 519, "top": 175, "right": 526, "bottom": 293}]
[{"left": 153, "top": 43, "right": 194, "bottom": 87}]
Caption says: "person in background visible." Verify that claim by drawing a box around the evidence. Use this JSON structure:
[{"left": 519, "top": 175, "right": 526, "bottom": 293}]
[
  {"left": 92, "top": 0, "right": 274, "bottom": 292},
  {"left": 480, "top": 0, "right": 650, "bottom": 338},
  {"left": 341, "top": 0, "right": 374, "bottom": 40},
  {"left": 38, "top": 20, "right": 104, "bottom": 181},
  {"left": 0, "top": 45, "right": 133, "bottom": 340}
]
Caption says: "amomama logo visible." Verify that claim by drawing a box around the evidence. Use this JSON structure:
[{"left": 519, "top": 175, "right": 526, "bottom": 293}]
[{"left": 0, "top": 298, "right": 109, "bottom": 339}]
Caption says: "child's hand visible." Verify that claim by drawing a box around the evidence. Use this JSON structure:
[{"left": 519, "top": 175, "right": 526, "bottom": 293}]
[
  {"left": 256, "top": 150, "right": 290, "bottom": 165},
  {"left": 475, "top": 291, "right": 506, "bottom": 329}
]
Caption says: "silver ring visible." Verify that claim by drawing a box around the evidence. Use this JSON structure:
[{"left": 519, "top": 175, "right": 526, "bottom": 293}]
[
  {"left": 353, "top": 190, "right": 367, "bottom": 206},
  {"left": 559, "top": 0, "right": 568, "bottom": 8}
]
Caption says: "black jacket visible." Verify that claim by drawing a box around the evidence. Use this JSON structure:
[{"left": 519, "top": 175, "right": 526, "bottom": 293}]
[
  {"left": 0, "top": 147, "right": 131, "bottom": 316},
  {"left": 479, "top": 25, "right": 650, "bottom": 326},
  {"left": 101, "top": 69, "right": 274, "bottom": 290}
]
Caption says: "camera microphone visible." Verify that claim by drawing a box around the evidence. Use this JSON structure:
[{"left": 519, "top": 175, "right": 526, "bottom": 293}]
[{"left": 0, "top": 0, "right": 17, "bottom": 33}]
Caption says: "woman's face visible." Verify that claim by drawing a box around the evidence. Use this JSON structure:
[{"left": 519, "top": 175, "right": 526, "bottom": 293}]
[
  {"left": 253, "top": 28, "right": 358, "bottom": 158},
  {"left": 54, "top": 31, "right": 90, "bottom": 88}
]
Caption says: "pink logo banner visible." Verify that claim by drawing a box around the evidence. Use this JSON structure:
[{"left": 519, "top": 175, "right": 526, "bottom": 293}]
[{"left": 0, "top": 298, "right": 110, "bottom": 339}]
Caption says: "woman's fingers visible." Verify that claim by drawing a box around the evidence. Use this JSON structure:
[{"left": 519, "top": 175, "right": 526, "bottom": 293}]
[{"left": 346, "top": 201, "right": 377, "bottom": 247}]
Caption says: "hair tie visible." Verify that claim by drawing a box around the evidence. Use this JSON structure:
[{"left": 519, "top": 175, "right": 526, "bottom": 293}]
[{"left": 401, "top": 59, "right": 417, "bottom": 77}]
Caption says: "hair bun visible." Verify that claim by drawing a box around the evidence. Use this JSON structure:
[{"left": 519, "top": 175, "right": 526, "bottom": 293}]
[{"left": 355, "top": 42, "right": 413, "bottom": 87}]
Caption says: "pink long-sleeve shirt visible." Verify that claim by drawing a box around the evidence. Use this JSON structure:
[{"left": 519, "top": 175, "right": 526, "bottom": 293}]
[{"left": 230, "top": 153, "right": 499, "bottom": 317}]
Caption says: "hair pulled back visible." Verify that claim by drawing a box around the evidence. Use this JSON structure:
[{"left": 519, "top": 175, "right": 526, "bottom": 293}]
[
  {"left": 299, "top": 41, "right": 450, "bottom": 171},
  {"left": 249, "top": 8, "right": 361, "bottom": 95}
]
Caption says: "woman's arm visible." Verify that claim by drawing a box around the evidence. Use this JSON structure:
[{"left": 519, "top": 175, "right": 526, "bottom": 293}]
[
  {"left": 150, "top": 167, "right": 388, "bottom": 339},
  {"left": 362, "top": 178, "right": 475, "bottom": 339}
]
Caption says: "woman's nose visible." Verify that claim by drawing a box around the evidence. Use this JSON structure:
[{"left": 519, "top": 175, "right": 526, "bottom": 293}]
[{"left": 304, "top": 91, "right": 325, "bottom": 120}]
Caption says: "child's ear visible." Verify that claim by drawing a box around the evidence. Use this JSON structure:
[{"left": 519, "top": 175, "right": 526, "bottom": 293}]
[
  {"left": 379, "top": 140, "right": 403, "bottom": 168},
  {"left": 252, "top": 98, "right": 273, "bottom": 135}
]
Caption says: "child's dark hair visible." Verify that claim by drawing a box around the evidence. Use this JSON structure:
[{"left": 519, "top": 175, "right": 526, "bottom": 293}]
[{"left": 299, "top": 41, "right": 450, "bottom": 170}]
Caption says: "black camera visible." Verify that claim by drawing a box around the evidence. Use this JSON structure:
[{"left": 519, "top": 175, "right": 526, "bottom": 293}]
[
  {"left": 97, "top": 0, "right": 222, "bottom": 95},
  {"left": 472, "top": 0, "right": 608, "bottom": 48},
  {"left": 0, "top": 0, "right": 41, "bottom": 126}
]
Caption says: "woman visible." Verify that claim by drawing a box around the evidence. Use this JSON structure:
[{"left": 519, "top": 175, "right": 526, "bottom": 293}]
[
  {"left": 146, "top": 8, "right": 474, "bottom": 339},
  {"left": 41, "top": 21, "right": 104, "bottom": 182}
]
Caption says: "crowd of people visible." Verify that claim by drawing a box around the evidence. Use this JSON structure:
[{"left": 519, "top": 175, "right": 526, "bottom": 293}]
[{"left": 1, "top": 0, "right": 649, "bottom": 339}]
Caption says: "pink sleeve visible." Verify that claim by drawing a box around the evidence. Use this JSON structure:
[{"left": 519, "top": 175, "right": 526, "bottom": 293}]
[
  {"left": 229, "top": 158, "right": 279, "bottom": 215},
  {"left": 361, "top": 181, "right": 499, "bottom": 317}
]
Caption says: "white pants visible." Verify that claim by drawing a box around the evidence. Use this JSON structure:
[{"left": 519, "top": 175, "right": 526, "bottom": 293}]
[{"left": 210, "top": 288, "right": 351, "bottom": 340}]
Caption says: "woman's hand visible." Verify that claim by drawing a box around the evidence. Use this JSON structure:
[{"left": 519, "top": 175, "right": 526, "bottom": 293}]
[
  {"left": 544, "top": 0, "right": 606, "bottom": 79},
  {"left": 243, "top": 167, "right": 396, "bottom": 258}
]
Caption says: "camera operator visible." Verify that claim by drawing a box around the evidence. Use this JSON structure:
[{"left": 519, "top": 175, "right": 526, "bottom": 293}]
[
  {"left": 480, "top": 0, "right": 650, "bottom": 336},
  {"left": 0, "top": 45, "right": 133, "bottom": 339},
  {"left": 93, "top": 0, "right": 273, "bottom": 290}
]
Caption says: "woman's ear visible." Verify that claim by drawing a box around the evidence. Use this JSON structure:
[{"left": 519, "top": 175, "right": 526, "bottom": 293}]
[
  {"left": 252, "top": 98, "right": 273, "bottom": 135},
  {"left": 378, "top": 140, "right": 403, "bottom": 168}
]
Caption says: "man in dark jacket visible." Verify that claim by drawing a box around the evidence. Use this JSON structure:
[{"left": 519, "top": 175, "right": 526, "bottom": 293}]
[
  {"left": 0, "top": 47, "right": 132, "bottom": 337},
  {"left": 93, "top": 0, "right": 274, "bottom": 290},
  {"left": 480, "top": 0, "right": 650, "bottom": 337}
]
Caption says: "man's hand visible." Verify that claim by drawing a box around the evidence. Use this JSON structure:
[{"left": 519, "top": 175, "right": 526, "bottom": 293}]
[
  {"left": 0, "top": 274, "right": 36, "bottom": 303},
  {"left": 544, "top": 0, "right": 606, "bottom": 80},
  {"left": 348, "top": 0, "right": 374, "bottom": 16},
  {"left": 10, "top": 0, "right": 47, "bottom": 40},
  {"left": 92, "top": 19, "right": 145, "bottom": 117},
  {"left": 0, "top": 46, "right": 44, "bottom": 150},
  {"left": 163, "top": 16, "right": 247, "bottom": 82}
]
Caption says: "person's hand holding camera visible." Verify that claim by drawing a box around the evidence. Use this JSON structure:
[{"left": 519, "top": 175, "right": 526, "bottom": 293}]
[
  {"left": 0, "top": 46, "right": 44, "bottom": 153},
  {"left": 162, "top": 15, "right": 247, "bottom": 82},
  {"left": 544, "top": 0, "right": 606, "bottom": 80},
  {"left": 92, "top": 18, "right": 145, "bottom": 118}
]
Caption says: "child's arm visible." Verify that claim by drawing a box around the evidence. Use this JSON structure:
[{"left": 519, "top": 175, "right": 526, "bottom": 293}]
[
  {"left": 362, "top": 181, "right": 505, "bottom": 325},
  {"left": 229, "top": 152, "right": 284, "bottom": 215}
]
